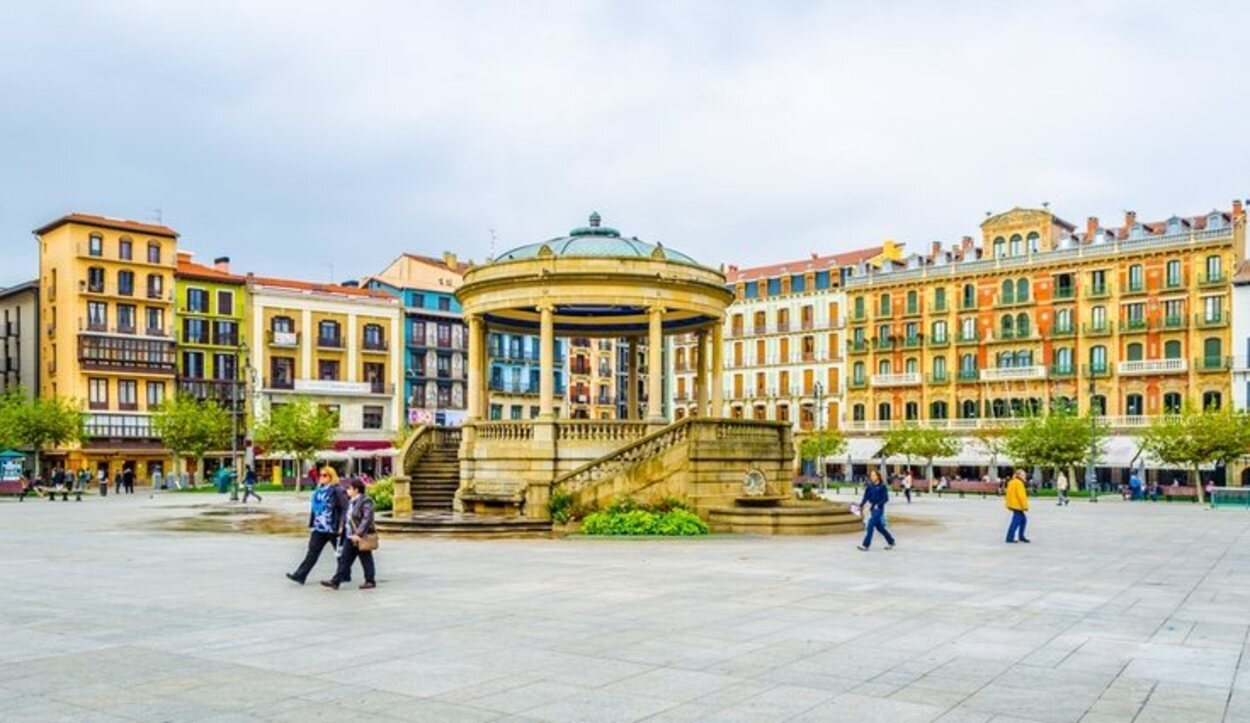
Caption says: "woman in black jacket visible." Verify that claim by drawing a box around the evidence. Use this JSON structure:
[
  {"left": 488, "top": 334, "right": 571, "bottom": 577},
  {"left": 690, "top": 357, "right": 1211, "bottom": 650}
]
[{"left": 322, "top": 479, "right": 377, "bottom": 590}]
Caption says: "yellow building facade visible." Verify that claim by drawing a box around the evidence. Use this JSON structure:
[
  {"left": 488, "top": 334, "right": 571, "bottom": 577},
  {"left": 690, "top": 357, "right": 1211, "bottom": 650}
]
[
  {"left": 36, "top": 214, "right": 179, "bottom": 481},
  {"left": 844, "top": 203, "right": 1246, "bottom": 435}
]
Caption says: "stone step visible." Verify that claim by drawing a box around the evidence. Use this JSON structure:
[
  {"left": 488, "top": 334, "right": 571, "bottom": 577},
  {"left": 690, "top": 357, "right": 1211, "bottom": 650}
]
[
  {"left": 377, "top": 512, "right": 551, "bottom": 538},
  {"left": 707, "top": 503, "right": 863, "bottom": 536}
]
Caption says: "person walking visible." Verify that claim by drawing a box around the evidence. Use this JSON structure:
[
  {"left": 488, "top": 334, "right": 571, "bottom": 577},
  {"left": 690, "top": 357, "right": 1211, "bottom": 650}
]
[
  {"left": 287, "top": 466, "right": 348, "bottom": 585},
  {"left": 97, "top": 468, "right": 108, "bottom": 497},
  {"left": 240, "top": 465, "right": 261, "bottom": 503},
  {"left": 113, "top": 469, "right": 123, "bottom": 496},
  {"left": 75, "top": 467, "right": 90, "bottom": 502},
  {"left": 1005, "top": 469, "right": 1031, "bottom": 543},
  {"left": 322, "top": 479, "right": 378, "bottom": 590},
  {"left": 1056, "top": 470, "right": 1070, "bottom": 506},
  {"left": 857, "top": 470, "right": 896, "bottom": 551},
  {"left": 122, "top": 466, "right": 135, "bottom": 494},
  {"left": 903, "top": 471, "right": 913, "bottom": 504},
  {"left": 1129, "top": 471, "right": 1143, "bottom": 501}
]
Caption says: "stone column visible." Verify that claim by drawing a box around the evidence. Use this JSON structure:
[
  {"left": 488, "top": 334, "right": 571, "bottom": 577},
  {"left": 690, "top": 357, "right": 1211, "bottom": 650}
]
[
  {"left": 694, "top": 330, "right": 709, "bottom": 417},
  {"left": 711, "top": 322, "right": 724, "bottom": 419},
  {"left": 476, "top": 318, "right": 490, "bottom": 419},
  {"left": 539, "top": 304, "right": 555, "bottom": 420},
  {"left": 647, "top": 306, "right": 666, "bottom": 424},
  {"left": 627, "top": 337, "right": 639, "bottom": 420},
  {"left": 466, "top": 315, "right": 483, "bottom": 422}
]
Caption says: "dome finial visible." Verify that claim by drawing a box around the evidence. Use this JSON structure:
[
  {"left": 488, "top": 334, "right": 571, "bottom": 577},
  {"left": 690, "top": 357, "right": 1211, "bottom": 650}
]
[{"left": 588, "top": 211, "right": 601, "bottom": 228}]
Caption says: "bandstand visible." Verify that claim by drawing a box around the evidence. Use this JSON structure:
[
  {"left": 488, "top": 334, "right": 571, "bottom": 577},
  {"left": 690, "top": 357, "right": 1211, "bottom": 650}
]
[{"left": 391, "top": 215, "right": 808, "bottom": 527}]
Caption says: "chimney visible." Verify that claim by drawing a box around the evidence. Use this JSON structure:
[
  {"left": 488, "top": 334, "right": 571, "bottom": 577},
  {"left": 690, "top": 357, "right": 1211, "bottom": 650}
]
[
  {"left": 960, "top": 236, "right": 974, "bottom": 251},
  {"left": 176, "top": 250, "right": 192, "bottom": 263},
  {"left": 340, "top": 280, "right": 360, "bottom": 288},
  {"left": 1086, "top": 216, "right": 1099, "bottom": 238},
  {"left": 442, "top": 251, "right": 458, "bottom": 269},
  {"left": 1124, "top": 210, "right": 1136, "bottom": 229},
  {"left": 213, "top": 256, "right": 230, "bottom": 272},
  {"left": 1234, "top": 199, "right": 1244, "bottom": 219},
  {"left": 930, "top": 241, "right": 942, "bottom": 258}
]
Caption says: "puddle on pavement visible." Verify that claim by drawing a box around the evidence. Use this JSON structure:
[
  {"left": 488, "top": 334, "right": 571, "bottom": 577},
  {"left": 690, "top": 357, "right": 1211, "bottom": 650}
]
[{"left": 152, "top": 506, "right": 306, "bottom": 536}]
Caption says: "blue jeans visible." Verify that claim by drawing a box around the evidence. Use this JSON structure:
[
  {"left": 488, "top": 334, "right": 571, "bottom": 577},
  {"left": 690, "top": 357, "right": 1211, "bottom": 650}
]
[
  {"left": 1006, "top": 510, "right": 1028, "bottom": 542},
  {"left": 862, "top": 507, "right": 895, "bottom": 548}
]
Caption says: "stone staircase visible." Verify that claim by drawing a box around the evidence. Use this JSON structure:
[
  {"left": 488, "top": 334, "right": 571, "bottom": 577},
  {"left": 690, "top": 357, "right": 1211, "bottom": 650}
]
[
  {"left": 375, "top": 512, "right": 552, "bottom": 538},
  {"left": 410, "top": 446, "right": 460, "bottom": 512}
]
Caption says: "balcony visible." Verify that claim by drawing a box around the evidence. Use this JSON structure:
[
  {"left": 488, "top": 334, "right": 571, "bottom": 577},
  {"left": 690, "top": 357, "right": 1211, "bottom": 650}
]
[
  {"left": 874, "top": 338, "right": 894, "bottom": 351},
  {"left": 288, "top": 379, "right": 393, "bottom": 395},
  {"left": 928, "top": 336, "right": 950, "bottom": 348},
  {"left": 265, "top": 376, "right": 295, "bottom": 390},
  {"left": 848, "top": 377, "right": 868, "bottom": 390},
  {"left": 1195, "top": 312, "right": 1227, "bottom": 328},
  {"left": 1050, "top": 325, "right": 1075, "bottom": 338},
  {"left": 1083, "top": 364, "right": 1113, "bottom": 378},
  {"left": 1122, "top": 282, "right": 1147, "bottom": 297},
  {"left": 902, "top": 306, "right": 921, "bottom": 318},
  {"left": 1195, "top": 356, "right": 1231, "bottom": 372},
  {"left": 1048, "top": 365, "right": 1076, "bottom": 379},
  {"left": 1160, "top": 316, "right": 1187, "bottom": 331},
  {"left": 268, "top": 330, "right": 300, "bottom": 347},
  {"left": 84, "top": 413, "right": 157, "bottom": 440},
  {"left": 900, "top": 335, "right": 922, "bottom": 349},
  {"left": 146, "top": 287, "right": 165, "bottom": 300},
  {"left": 932, "top": 301, "right": 948, "bottom": 313},
  {"left": 1118, "top": 358, "right": 1187, "bottom": 376},
  {"left": 177, "top": 377, "right": 247, "bottom": 407},
  {"left": 1199, "top": 272, "right": 1227, "bottom": 287},
  {"left": 926, "top": 371, "right": 950, "bottom": 384},
  {"left": 78, "top": 336, "right": 176, "bottom": 373},
  {"left": 1164, "top": 275, "right": 1185, "bottom": 290},
  {"left": 956, "top": 369, "right": 980, "bottom": 382},
  {"left": 979, "top": 366, "right": 1046, "bottom": 382},
  {"left": 849, "top": 339, "right": 869, "bottom": 355},
  {"left": 956, "top": 331, "right": 980, "bottom": 345},
  {"left": 871, "top": 372, "right": 922, "bottom": 388},
  {"left": 1119, "top": 318, "right": 1148, "bottom": 334},
  {"left": 488, "top": 380, "right": 540, "bottom": 396},
  {"left": 1083, "top": 322, "right": 1112, "bottom": 337},
  {"left": 994, "top": 296, "right": 1032, "bottom": 309},
  {"left": 317, "top": 335, "right": 344, "bottom": 349},
  {"left": 959, "top": 299, "right": 977, "bottom": 311},
  {"left": 1086, "top": 284, "right": 1111, "bottom": 299},
  {"left": 362, "top": 338, "right": 389, "bottom": 353},
  {"left": 1053, "top": 287, "right": 1076, "bottom": 301}
]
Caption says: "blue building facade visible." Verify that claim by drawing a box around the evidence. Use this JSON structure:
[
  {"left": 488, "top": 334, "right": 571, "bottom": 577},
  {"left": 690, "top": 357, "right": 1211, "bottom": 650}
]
[{"left": 488, "top": 331, "right": 565, "bottom": 420}]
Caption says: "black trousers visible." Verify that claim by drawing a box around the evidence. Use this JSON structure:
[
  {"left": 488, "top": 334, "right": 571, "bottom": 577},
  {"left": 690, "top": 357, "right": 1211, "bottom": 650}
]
[
  {"left": 291, "top": 531, "right": 338, "bottom": 583},
  {"left": 241, "top": 488, "right": 262, "bottom": 502},
  {"left": 332, "top": 540, "right": 375, "bottom": 585}
]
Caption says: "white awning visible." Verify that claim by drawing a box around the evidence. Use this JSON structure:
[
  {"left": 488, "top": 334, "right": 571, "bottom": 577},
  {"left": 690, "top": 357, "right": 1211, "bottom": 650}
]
[
  {"left": 1100, "top": 436, "right": 1142, "bottom": 467},
  {"left": 932, "top": 437, "right": 997, "bottom": 466},
  {"left": 844, "top": 438, "right": 884, "bottom": 463}
]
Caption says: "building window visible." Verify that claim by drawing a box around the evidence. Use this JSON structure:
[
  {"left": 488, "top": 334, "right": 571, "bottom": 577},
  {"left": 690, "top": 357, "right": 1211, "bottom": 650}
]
[
  {"left": 87, "top": 266, "right": 105, "bottom": 293},
  {"left": 318, "top": 360, "right": 340, "bottom": 380},
  {"left": 147, "top": 274, "right": 164, "bottom": 299},
  {"left": 1090, "top": 395, "right": 1106, "bottom": 415},
  {"left": 187, "top": 288, "right": 208, "bottom": 313},
  {"left": 119, "top": 237, "right": 132, "bottom": 260},
  {"left": 934, "top": 287, "right": 946, "bottom": 311},
  {"left": 272, "top": 315, "right": 294, "bottom": 333},
  {"left": 1203, "top": 296, "right": 1223, "bottom": 322},
  {"left": 214, "top": 320, "right": 238, "bottom": 346},
  {"left": 1163, "top": 392, "right": 1182, "bottom": 414},
  {"left": 1128, "top": 264, "right": 1144, "bottom": 291},
  {"left": 117, "top": 304, "right": 136, "bottom": 334},
  {"left": 1206, "top": 255, "right": 1222, "bottom": 282},
  {"left": 1166, "top": 260, "right": 1181, "bottom": 287},
  {"left": 852, "top": 404, "right": 865, "bottom": 422},
  {"left": 363, "top": 323, "right": 385, "bottom": 349},
  {"left": 879, "top": 293, "right": 891, "bottom": 315},
  {"left": 118, "top": 379, "right": 138, "bottom": 410},
  {"left": 146, "top": 307, "right": 164, "bottom": 334},
  {"left": 906, "top": 290, "right": 918, "bottom": 314},
  {"left": 270, "top": 357, "right": 294, "bottom": 387},
  {"left": 318, "top": 320, "right": 341, "bottom": 345},
  {"left": 321, "top": 405, "right": 340, "bottom": 428},
  {"left": 1125, "top": 343, "right": 1143, "bottom": 362},
  {"left": 214, "top": 353, "right": 237, "bottom": 381},
  {"left": 364, "top": 362, "right": 386, "bottom": 393},
  {"left": 1009, "top": 234, "right": 1023, "bottom": 256},
  {"left": 118, "top": 270, "right": 134, "bottom": 296},
  {"left": 1089, "top": 345, "right": 1107, "bottom": 373},
  {"left": 931, "top": 401, "right": 948, "bottom": 419},
  {"left": 1055, "top": 308, "right": 1072, "bottom": 333},
  {"left": 932, "top": 356, "right": 947, "bottom": 377},
  {"left": 878, "top": 359, "right": 891, "bottom": 375},
  {"left": 88, "top": 378, "right": 108, "bottom": 409},
  {"left": 147, "top": 242, "right": 161, "bottom": 264},
  {"left": 438, "top": 296, "right": 451, "bottom": 311},
  {"left": 1054, "top": 347, "right": 1072, "bottom": 372},
  {"left": 217, "top": 290, "right": 234, "bottom": 316},
  {"left": 88, "top": 234, "right": 103, "bottom": 257},
  {"left": 87, "top": 301, "right": 107, "bottom": 330},
  {"left": 932, "top": 320, "right": 947, "bottom": 342},
  {"left": 1164, "top": 340, "right": 1182, "bottom": 359},
  {"left": 1090, "top": 269, "right": 1107, "bottom": 295},
  {"left": 363, "top": 406, "right": 384, "bottom": 430},
  {"left": 961, "top": 400, "right": 978, "bottom": 418},
  {"left": 852, "top": 362, "right": 865, "bottom": 384},
  {"left": 962, "top": 283, "right": 975, "bottom": 308},
  {"left": 1000, "top": 315, "right": 1013, "bottom": 337},
  {"left": 183, "top": 318, "right": 208, "bottom": 344},
  {"left": 876, "top": 402, "right": 891, "bottom": 421},
  {"left": 904, "top": 402, "right": 919, "bottom": 420},
  {"left": 1027, "top": 231, "right": 1040, "bottom": 253},
  {"left": 1203, "top": 391, "right": 1222, "bottom": 410},
  {"left": 147, "top": 381, "right": 165, "bottom": 407},
  {"left": 992, "top": 237, "right": 1005, "bottom": 258},
  {"left": 1091, "top": 305, "right": 1107, "bottom": 328},
  {"left": 1015, "top": 279, "right": 1029, "bottom": 302},
  {"left": 1125, "top": 393, "right": 1144, "bottom": 416},
  {"left": 489, "top": 404, "right": 502, "bottom": 420},
  {"left": 182, "top": 351, "right": 205, "bottom": 378},
  {"left": 1000, "top": 280, "right": 1014, "bottom": 304}
]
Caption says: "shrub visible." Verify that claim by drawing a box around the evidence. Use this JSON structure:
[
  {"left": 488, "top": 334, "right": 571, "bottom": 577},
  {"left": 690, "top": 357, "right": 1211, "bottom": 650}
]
[
  {"left": 367, "top": 477, "right": 394, "bottom": 511},
  {"left": 549, "top": 489, "right": 574, "bottom": 524},
  {"left": 581, "top": 497, "right": 708, "bottom": 536}
]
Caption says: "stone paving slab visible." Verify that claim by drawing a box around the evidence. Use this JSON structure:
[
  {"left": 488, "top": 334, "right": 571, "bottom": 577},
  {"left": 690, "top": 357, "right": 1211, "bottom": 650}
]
[{"left": 2, "top": 493, "right": 1250, "bottom": 721}]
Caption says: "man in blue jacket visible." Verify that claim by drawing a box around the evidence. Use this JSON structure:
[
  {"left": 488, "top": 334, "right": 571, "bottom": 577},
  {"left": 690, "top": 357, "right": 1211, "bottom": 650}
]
[{"left": 857, "top": 470, "right": 896, "bottom": 551}]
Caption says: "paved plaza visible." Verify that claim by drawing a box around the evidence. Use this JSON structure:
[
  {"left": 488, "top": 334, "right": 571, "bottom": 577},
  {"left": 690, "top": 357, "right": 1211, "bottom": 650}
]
[{"left": 2, "top": 494, "right": 1250, "bottom": 722}]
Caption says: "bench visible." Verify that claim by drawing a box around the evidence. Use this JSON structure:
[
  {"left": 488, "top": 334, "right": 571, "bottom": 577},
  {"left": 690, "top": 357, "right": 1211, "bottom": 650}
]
[
  {"left": 459, "top": 491, "right": 525, "bottom": 516},
  {"left": 935, "top": 482, "right": 1001, "bottom": 499},
  {"left": 1157, "top": 486, "right": 1198, "bottom": 502}
]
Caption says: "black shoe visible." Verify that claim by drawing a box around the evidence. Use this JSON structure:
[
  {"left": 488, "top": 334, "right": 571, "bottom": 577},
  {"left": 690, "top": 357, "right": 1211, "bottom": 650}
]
[
  {"left": 1019, "top": 538, "right": 1031, "bottom": 543},
  {"left": 359, "top": 581, "right": 376, "bottom": 590},
  {"left": 857, "top": 545, "right": 869, "bottom": 551},
  {"left": 286, "top": 573, "right": 304, "bottom": 585},
  {"left": 320, "top": 580, "right": 339, "bottom": 590},
  {"left": 1005, "top": 540, "right": 1018, "bottom": 544}
]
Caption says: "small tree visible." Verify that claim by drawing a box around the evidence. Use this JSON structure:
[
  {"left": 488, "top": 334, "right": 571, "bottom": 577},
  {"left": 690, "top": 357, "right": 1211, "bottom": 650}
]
[
  {"left": 254, "top": 397, "right": 337, "bottom": 491},
  {"left": 0, "top": 387, "right": 23, "bottom": 451},
  {"left": 152, "top": 395, "right": 233, "bottom": 488},
  {"left": 881, "top": 426, "right": 957, "bottom": 485},
  {"left": 1140, "top": 406, "right": 1250, "bottom": 504},
  {"left": 798, "top": 429, "right": 847, "bottom": 486},
  {"left": 13, "top": 394, "right": 85, "bottom": 477},
  {"left": 973, "top": 428, "right": 1009, "bottom": 482},
  {"left": 1005, "top": 411, "right": 1106, "bottom": 488}
]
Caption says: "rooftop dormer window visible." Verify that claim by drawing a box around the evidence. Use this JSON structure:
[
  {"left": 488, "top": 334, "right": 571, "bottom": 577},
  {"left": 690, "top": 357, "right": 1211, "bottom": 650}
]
[
  {"left": 1166, "top": 216, "right": 1184, "bottom": 235},
  {"left": 1207, "top": 212, "right": 1224, "bottom": 230},
  {"left": 1128, "top": 223, "right": 1145, "bottom": 240}
]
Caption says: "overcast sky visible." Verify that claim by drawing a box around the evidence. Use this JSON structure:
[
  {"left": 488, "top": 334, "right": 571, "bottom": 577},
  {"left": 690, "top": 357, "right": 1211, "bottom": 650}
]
[{"left": 1, "top": 0, "right": 1247, "bottom": 287}]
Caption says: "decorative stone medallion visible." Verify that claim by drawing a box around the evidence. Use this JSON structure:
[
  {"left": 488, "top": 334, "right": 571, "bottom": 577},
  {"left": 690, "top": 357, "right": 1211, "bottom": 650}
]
[{"left": 743, "top": 468, "right": 767, "bottom": 496}]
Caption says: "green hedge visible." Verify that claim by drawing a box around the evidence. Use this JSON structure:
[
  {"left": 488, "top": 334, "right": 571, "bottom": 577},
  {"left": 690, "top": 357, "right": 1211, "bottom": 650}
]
[
  {"left": 581, "top": 497, "right": 708, "bottom": 536},
  {"left": 367, "top": 478, "right": 394, "bottom": 512}
]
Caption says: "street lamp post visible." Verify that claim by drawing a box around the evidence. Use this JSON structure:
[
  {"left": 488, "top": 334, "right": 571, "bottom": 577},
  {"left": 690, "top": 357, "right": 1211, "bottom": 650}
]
[
  {"left": 229, "top": 340, "right": 250, "bottom": 503},
  {"left": 1086, "top": 377, "right": 1098, "bottom": 503},
  {"left": 815, "top": 381, "right": 825, "bottom": 494}
]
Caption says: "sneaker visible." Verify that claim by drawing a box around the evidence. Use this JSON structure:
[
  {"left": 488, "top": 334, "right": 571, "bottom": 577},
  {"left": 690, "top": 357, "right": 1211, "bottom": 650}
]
[
  {"left": 857, "top": 545, "right": 869, "bottom": 552},
  {"left": 885, "top": 543, "right": 895, "bottom": 550},
  {"left": 319, "top": 580, "right": 339, "bottom": 590},
  {"left": 1019, "top": 538, "right": 1031, "bottom": 544},
  {"left": 285, "top": 573, "right": 304, "bottom": 585}
]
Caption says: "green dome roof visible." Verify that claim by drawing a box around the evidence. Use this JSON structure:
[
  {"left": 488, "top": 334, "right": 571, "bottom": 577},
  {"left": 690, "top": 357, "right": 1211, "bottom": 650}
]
[{"left": 494, "top": 213, "right": 698, "bottom": 265}]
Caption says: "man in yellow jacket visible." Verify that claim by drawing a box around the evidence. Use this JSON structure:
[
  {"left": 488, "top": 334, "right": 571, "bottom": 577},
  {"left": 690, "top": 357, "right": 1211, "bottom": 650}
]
[{"left": 1005, "top": 469, "right": 1031, "bottom": 543}]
